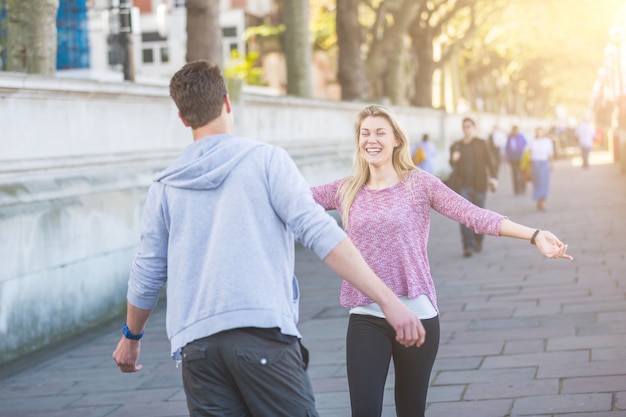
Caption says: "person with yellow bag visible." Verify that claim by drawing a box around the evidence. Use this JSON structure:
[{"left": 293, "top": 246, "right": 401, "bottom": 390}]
[
  {"left": 505, "top": 125, "right": 528, "bottom": 195},
  {"left": 411, "top": 134, "right": 437, "bottom": 173},
  {"left": 519, "top": 147, "right": 532, "bottom": 183}
]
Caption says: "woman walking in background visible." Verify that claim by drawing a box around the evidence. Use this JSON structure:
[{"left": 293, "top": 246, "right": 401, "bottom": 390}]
[
  {"left": 505, "top": 125, "right": 528, "bottom": 195},
  {"left": 311, "top": 105, "right": 572, "bottom": 417},
  {"left": 529, "top": 127, "right": 554, "bottom": 211}
]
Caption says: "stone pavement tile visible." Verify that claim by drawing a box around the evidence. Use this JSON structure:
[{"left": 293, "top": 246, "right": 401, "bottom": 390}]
[
  {"left": 517, "top": 284, "right": 592, "bottom": 299},
  {"left": 503, "top": 339, "right": 546, "bottom": 354},
  {"left": 597, "top": 310, "right": 626, "bottom": 323},
  {"left": 562, "top": 301, "right": 626, "bottom": 316},
  {"left": 103, "top": 401, "right": 188, "bottom": 417},
  {"left": 539, "top": 312, "right": 596, "bottom": 328},
  {"left": 512, "top": 303, "right": 562, "bottom": 317},
  {"left": 436, "top": 341, "right": 504, "bottom": 358},
  {"left": 70, "top": 387, "right": 183, "bottom": 407},
  {"left": 481, "top": 350, "right": 589, "bottom": 370},
  {"left": 431, "top": 356, "right": 482, "bottom": 371},
  {"left": 561, "top": 375, "right": 626, "bottom": 394},
  {"left": 555, "top": 413, "right": 626, "bottom": 417},
  {"left": 466, "top": 299, "right": 540, "bottom": 311},
  {"left": 0, "top": 394, "right": 83, "bottom": 414},
  {"left": 440, "top": 307, "right": 515, "bottom": 321},
  {"left": 433, "top": 367, "right": 536, "bottom": 385},
  {"left": 547, "top": 334, "right": 626, "bottom": 351},
  {"left": 511, "top": 393, "right": 612, "bottom": 415},
  {"left": 310, "top": 376, "right": 348, "bottom": 393},
  {"left": 0, "top": 376, "right": 76, "bottom": 399},
  {"left": 425, "top": 384, "right": 465, "bottom": 402},
  {"left": 299, "top": 317, "right": 347, "bottom": 341},
  {"left": 591, "top": 346, "right": 626, "bottom": 361},
  {"left": 577, "top": 322, "right": 626, "bottom": 337},
  {"left": 308, "top": 348, "right": 346, "bottom": 368},
  {"left": 537, "top": 359, "right": 626, "bottom": 378},
  {"left": 616, "top": 391, "right": 626, "bottom": 409},
  {"left": 425, "top": 399, "right": 512, "bottom": 417},
  {"left": 0, "top": 406, "right": 117, "bottom": 417},
  {"left": 308, "top": 363, "right": 345, "bottom": 379},
  {"left": 464, "top": 378, "right": 559, "bottom": 401},
  {"left": 447, "top": 326, "right": 576, "bottom": 344},
  {"left": 314, "top": 390, "right": 350, "bottom": 412},
  {"left": 592, "top": 346, "right": 626, "bottom": 361},
  {"left": 469, "top": 317, "right": 541, "bottom": 330}
]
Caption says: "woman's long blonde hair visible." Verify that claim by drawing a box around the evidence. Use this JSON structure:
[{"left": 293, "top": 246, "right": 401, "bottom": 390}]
[{"left": 338, "top": 105, "right": 417, "bottom": 228}]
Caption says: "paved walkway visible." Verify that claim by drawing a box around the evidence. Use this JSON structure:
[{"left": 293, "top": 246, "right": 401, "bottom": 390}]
[{"left": 1, "top": 151, "right": 625, "bottom": 417}]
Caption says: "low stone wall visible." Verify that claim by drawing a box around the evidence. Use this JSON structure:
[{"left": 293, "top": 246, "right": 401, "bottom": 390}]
[{"left": 0, "top": 73, "right": 543, "bottom": 366}]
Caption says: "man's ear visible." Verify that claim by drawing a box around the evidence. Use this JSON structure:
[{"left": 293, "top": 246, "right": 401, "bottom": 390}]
[
  {"left": 224, "top": 94, "right": 232, "bottom": 114},
  {"left": 178, "top": 112, "right": 190, "bottom": 127}
]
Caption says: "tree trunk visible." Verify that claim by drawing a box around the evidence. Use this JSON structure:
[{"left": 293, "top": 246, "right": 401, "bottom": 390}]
[
  {"left": 186, "top": 0, "right": 223, "bottom": 68},
  {"left": 6, "top": 0, "right": 58, "bottom": 74},
  {"left": 386, "top": 44, "right": 408, "bottom": 105},
  {"left": 409, "top": 24, "right": 434, "bottom": 108},
  {"left": 364, "top": 0, "right": 420, "bottom": 101},
  {"left": 336, "top": 0, "right": 366, "bottom": 101},
  {"left": 282, "top": 0, "right": 312, "bottom": 97}
]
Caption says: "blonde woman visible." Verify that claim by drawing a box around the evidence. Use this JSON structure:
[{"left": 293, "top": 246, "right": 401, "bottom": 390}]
[
  {"left": 311, "top": 105, "right": 572, "bottom": 417},
  {"left": 528, "top": 127, "right": 555, "bottom": 211}
]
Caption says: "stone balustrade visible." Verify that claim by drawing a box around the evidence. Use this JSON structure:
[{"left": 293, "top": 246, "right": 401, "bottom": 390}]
[{"left": 0, "top": 72, "right": 543, "bottom": 365}]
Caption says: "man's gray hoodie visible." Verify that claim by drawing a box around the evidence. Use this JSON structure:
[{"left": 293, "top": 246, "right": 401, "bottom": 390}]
[{"left": 127, "top": 134, "right": 346, "bottom": 360}]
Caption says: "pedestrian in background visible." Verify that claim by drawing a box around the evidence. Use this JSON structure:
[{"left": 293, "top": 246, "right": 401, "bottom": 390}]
[
  {"left": 413, "top": 133, "right": 437, "bottom": 173},
  {"left": 112, "top": 61, "right": 425, "bottom": 417},
  {"left": 528, "top": 127, "right": 554, "bottom": 211},
  {"left": 575, "top": 118, "right": 595, "bottom": 169},
  {"left": 489, "top": 123, "right": 507, "bottom": 173},
  {"left": 312, "top": 105, "right": 572, "bottom": 417},
  {"left": 505, "top": 125, "right": 528, "bottom": 195},
  {"left": 449, "top": 117, "right": 499, "bottom": 258}
]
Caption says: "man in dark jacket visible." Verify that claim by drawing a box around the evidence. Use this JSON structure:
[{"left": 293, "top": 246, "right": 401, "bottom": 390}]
[{"left": 449, "top": 117, "right": 498, "bottom": 258}]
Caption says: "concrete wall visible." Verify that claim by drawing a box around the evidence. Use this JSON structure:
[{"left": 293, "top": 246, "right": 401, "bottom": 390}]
[{"left": 0, "top": 73, "right": 545, "bottom": 366}]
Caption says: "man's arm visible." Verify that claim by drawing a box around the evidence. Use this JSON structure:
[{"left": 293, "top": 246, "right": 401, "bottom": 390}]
[
  {"left": 112, "top": 303, "right": 152, "bottom": 373},
  {"left": 323, "top": 238, "right": 426, "bottom": 347}
]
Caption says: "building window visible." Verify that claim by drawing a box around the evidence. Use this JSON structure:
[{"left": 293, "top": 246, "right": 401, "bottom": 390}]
[
  {"left": 142, "top": 48, "right": 154, "bottom": 63},
  {"left": 223, "top": 26, "right": 237, "bottom": 37},
  {"left": 160, "top": 47, "right": 169, "bottom": 63},
  {"left": 142, "top": 31, "right": 166, "bottom": 42}
]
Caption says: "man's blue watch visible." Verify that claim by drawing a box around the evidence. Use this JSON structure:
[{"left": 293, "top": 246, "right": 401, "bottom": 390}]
[{"left": 123, "top": 323, "right": 144, "bottom": 340}]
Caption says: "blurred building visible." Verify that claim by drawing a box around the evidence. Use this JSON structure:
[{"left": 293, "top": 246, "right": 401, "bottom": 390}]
[
  {"left": 0, "top": 0, "right": 339, "bottom": 97},
  {"left": 0, "top": 0, "right": 277, "bottom": 80}
]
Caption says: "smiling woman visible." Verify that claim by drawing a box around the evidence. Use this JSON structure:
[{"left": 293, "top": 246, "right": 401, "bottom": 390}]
[
  {"left": 359, "top": 116, "right": 400, "bottom": 173},
  {"left": 309, "top": 104, "right": 572, "bottom": 417}
]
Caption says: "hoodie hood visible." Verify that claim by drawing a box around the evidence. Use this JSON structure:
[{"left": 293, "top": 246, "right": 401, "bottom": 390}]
[{"left": 155, "top": 134, "right": 262, "bottom": 190}]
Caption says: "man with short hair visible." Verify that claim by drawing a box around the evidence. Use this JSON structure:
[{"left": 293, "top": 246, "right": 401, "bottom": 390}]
[
  {"left": 112, "top": 60, "right": 425, "bottom": 417},
  {"left": 449, "top": 117, "right": 498, "bottom": 258}
]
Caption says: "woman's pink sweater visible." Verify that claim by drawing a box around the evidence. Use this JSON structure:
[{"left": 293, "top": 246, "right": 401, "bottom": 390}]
[{"left": 311, "top": 170, "right": 506, "bottom": 312}]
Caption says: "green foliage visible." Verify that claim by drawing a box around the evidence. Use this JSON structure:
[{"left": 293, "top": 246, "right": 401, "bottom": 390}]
[
  {"left": 310, "top": 1, "right": 336, "bottom": 51},
  {"left": 224, "top": 50, "right": 265, "bottom": 86},
  {"left": 243, "top": 23, "right": 285, "bottom": 41},
  {"left": 458, "top": 0, "right": 624, "bottom": 116}
]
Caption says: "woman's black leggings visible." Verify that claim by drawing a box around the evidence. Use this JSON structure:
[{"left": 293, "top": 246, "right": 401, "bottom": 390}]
[{"left": 346, "top": 314, "right": 440, "bottom": 417}]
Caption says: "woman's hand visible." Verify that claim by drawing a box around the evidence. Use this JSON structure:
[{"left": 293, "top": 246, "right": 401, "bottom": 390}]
[{"left": 535, "top": 231, "right": 573, "bottom": 260}]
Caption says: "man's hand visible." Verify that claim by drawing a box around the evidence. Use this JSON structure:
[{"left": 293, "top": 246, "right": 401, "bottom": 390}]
[
  {"left": 381, "top": 300, "right": 426, "bottom": 348},
  {"left": 112, "top": 337, "right": 143, "bottom": 373}
]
